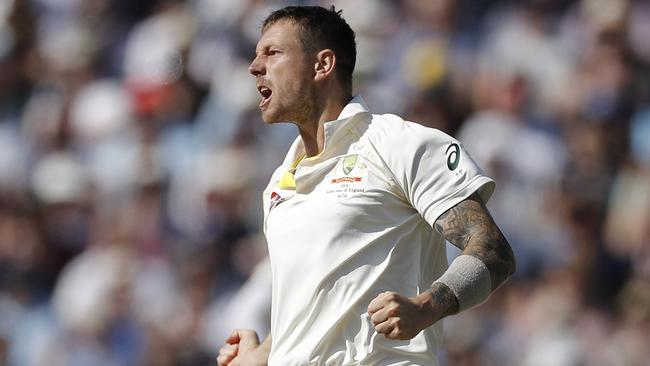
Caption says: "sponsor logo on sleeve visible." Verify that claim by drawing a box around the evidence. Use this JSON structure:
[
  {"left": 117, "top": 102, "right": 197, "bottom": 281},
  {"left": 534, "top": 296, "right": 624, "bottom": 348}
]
[{"left": 446, "top": 143, "right": 461, "bottom": 171}]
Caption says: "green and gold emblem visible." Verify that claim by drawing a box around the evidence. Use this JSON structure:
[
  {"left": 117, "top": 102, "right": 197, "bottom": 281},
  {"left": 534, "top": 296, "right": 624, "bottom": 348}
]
[{"left": 342, "top": 154, "right": 358, "bottom": 175}]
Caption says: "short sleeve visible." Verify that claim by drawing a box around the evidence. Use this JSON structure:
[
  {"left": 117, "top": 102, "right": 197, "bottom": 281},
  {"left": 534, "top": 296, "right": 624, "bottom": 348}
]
[{"left": 379, "top": 119, "right": 495, "bottom": 228}]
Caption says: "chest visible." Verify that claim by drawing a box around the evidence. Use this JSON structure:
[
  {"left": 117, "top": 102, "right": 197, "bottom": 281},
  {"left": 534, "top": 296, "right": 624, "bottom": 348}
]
[{"left": 264, "top": 154, "right": 415, "bottom": 247}]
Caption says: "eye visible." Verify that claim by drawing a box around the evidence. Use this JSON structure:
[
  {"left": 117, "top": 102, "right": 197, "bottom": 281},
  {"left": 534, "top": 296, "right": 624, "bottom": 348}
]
[{"left": 268, "top": 49, "right": 280, "bottom": 56}]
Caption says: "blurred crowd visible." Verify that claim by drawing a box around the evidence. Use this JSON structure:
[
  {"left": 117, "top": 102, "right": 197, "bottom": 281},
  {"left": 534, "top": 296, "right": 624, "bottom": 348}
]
[{"left": 0, "top": 0, "right": 649, "bottom": 365}]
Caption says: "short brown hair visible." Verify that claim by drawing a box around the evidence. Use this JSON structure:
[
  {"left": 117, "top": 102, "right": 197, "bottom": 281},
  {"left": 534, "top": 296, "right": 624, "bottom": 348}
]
[{"left": 263, "top": 6, "right": 356, "bottom": 95}]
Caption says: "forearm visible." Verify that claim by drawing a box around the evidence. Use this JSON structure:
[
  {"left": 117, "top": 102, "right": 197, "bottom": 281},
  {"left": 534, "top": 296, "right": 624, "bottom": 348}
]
[
  {"left": 368, "top": 195, "right": 515, "bottom": 339},
  {"left": 417, "top": 282, "right": 459, "bottom": 325},
  {"left": 418, "top": 253, "right": 501, "bottom": 325},
  {"left": 427, "top": 193, "right": 516, "bottom": 316},
  {"left": 460, "top": 223, "right": 515, "bottom": 291},
  {"left": 426, "top": 242, "right": 514, "bottom": 317},
  {"left": 367, "top": 231, "right": 514, "bottom": 339}
]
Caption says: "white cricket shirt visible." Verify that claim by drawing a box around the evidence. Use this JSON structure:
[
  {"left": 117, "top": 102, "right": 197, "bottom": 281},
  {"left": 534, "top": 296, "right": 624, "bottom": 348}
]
[{"left": 262, "top": 96, "right": 494, "bottom": 366}]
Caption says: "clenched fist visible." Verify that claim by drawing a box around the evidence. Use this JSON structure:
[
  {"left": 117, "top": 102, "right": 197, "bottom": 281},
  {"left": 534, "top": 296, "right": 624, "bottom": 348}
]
[
  {"left": 217, "top": 329, "right": 267, "bottom": 366},
  {"left": 367, "top": 291, "right": 437, "bottom": 340}
]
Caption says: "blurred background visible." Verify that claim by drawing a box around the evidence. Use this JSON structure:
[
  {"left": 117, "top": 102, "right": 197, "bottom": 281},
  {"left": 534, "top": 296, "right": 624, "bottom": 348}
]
[{"left": 0, "top": 0, "right": 649, "bottom": 365}]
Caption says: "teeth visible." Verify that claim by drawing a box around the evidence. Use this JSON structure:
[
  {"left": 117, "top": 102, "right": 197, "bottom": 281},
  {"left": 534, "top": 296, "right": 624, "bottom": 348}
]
[{"left": 258, "top": 86, "right": 272, "bottom": 98}]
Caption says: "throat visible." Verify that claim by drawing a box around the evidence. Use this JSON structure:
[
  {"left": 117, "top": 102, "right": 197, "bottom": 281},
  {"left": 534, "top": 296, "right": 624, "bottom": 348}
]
[
  {"left": 298, "top": 123, "right": 325, "bottom": 158},
  {"left": 294, "top": 92, "right": 347, "bottom": 157}
]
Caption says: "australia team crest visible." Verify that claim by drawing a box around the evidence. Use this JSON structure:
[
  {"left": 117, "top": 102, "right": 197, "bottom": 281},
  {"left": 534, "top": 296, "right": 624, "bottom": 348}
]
[
  {"left": 342, "top": 154, "right": 358, "bottom": 175},
  {"left": 330, "top": 154, "right": 366, "bottom": 184}
]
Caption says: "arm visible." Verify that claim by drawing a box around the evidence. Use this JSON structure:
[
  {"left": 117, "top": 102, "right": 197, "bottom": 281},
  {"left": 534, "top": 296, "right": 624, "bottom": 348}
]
[
  {"left": 368, "top": 192, "right": 516, "bottom": 339},
  {"left": 217, "top": 331, "right": 271, "bottom": 366},
  {"left": 433, "top": 192, "right": 515, "bottom": 291}
]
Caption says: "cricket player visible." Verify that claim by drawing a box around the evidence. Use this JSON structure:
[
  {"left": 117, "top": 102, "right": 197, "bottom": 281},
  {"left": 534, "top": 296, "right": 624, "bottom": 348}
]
[{"left": 217, "top": 5, "right": 515, "bottom": 366}]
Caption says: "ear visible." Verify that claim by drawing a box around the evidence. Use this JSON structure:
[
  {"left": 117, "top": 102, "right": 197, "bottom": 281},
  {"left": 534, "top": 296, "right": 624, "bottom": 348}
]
[{"left": 314, "top": 49, "right": 336, "bottom": 82}]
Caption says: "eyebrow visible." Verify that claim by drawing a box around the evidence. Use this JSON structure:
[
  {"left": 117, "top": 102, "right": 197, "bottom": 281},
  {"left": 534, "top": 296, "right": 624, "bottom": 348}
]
[
  {"left": 255, "top": 44, "right": 270, "bottom": 55},
  {"left": 255, "top": 41, "right": 284, "bottom": 55}
]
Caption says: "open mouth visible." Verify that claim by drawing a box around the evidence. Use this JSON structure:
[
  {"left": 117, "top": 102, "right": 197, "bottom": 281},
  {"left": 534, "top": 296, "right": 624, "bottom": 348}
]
[{"left": 258, "top": 85, "right": 272, "bottom": 109}]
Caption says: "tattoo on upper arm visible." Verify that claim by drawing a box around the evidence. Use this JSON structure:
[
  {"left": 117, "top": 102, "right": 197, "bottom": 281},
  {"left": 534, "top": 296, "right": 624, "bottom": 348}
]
[{"left": 434, "top": 193, "right": 515, "bottom": 289}]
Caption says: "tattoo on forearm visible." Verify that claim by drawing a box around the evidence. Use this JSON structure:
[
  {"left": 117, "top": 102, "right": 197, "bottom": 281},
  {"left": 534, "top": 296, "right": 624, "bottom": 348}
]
[
  {"left": 428, "top": 282, "right": 460, "bottom": 318},
  {"left": 434, "top": 193, "right": 515, "bottom": 290}
]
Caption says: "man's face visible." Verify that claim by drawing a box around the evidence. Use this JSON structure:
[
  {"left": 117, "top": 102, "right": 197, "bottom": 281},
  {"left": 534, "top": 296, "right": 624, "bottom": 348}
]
[{"left": 249, "top": 20, "right": 315, "bottom": 124}]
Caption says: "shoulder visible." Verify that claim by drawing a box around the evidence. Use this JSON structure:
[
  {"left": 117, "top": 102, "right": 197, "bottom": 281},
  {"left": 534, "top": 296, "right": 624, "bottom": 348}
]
[{"left": 365, "top": 113, "right": 458, "bottom": 158}]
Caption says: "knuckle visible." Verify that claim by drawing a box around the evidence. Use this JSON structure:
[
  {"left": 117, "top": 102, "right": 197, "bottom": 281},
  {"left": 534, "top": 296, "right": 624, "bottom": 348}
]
[
  {"left": 375, "top": 324, "right": 388, "bottom": 333},
  {"left": 388, "top": 307, "right": 399, "bottom": 317},
  {"left": 236, "top": 328, "right": 253, "bottom": 335},
  {"left": 392, "top": 327, "right": 402, "bottom": 337}
]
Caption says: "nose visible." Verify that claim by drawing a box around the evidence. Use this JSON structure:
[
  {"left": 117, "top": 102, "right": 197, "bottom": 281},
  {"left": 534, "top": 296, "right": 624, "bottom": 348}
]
[{"left": 249, "top": 55, "right": 265, "bottom": 76}]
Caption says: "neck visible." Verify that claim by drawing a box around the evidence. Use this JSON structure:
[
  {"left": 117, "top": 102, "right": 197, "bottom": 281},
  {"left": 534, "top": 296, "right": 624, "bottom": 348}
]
[{"left": 298, "top": 93, "right": 350, "bottom": 157}]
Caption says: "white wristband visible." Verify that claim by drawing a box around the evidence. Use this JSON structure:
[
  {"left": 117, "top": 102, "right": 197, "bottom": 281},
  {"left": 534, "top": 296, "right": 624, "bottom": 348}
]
[{"left": 434, "top": 254, "right": 492, "bottom": 312}]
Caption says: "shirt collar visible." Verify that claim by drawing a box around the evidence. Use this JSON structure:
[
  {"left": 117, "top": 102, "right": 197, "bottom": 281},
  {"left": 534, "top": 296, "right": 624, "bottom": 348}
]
[
  {"left": 336, "top": 95, "right": 370, "bottom": 120},
  {"left": 281, "top": 95, "right": 370, "bottom": 168}
]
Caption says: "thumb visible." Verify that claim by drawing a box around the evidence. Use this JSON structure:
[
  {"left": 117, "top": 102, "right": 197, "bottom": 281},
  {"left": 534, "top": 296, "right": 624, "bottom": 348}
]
[{"left": 235, "top": 330, "right": 260, "bottom": 352}]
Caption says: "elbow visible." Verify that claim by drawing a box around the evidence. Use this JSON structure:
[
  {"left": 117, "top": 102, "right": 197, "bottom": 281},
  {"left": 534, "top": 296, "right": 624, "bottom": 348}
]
[
  {"left": 490, "top": 238, "right": 516, "bottom": 285},
  {"left": 504, "top": 242, "right": 516, "bottom": 279},
  {"left": 490, "top": 242, "right": 516, "bottom": 291}
]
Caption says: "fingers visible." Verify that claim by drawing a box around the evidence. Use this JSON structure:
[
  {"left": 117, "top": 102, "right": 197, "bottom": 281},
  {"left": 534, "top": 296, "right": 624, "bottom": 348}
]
[
  {"left": 374, "top": 318, "right": 407, "bottom": 340},
  {"left": 370, "top": 306, "right": 394, "bottom": 326},
  {"left": 368, "top": 292, "right": 399, "bottom": 336},
  {"left": 216, "top": 343, "right": 238, "bottom": 366},
  {"left": 226, "top": 329, "right": 258, "bottom": 344},
  {"left": 367, "top": 291, "right": 395, "bottom": 314},
  {"left": 225, "top": 329, "right": 260, "bottom": 351},
  {"left": 371, "top": 305, "right": 400, "bottom": 339},
  {"left": 367, "top": 291, "right": 417, "bottom": 340},
  {"left": 225, "top": 331, "right": 240, "bottom": 345},
  {"left": 374, "top": 314, "right": 395, "bottom": 331},
  {"left": 237, "top": 330, "right": 260, "bottom": 351},
  {"left": 219, "top": 329, "right": 259, "bottom": 365}
]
